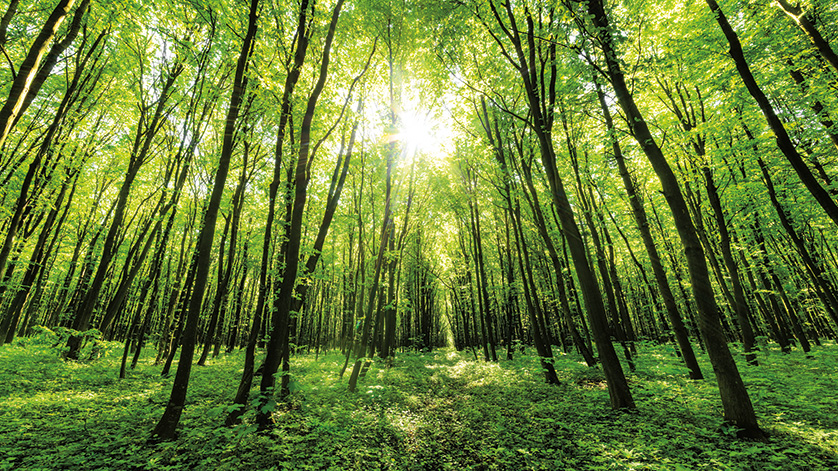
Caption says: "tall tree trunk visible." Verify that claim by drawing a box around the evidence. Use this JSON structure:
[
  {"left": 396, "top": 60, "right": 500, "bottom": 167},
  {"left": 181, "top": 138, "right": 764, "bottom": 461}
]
[
  {"left": 657, "top": 77, "right": 760, "bottom": 365},
  {"left": 702, "top": 166, "right": 758, "bottom": 364},
  {"left": 0, "top": 168, "right": 72, "bottom": 344},
  {"left": 486, "top": 0, "right": 633, "bottom": 408},
  {"left": 150, "top": 0, "right": 258, "bottom": 441},
  {"left": 98, "top": 200, "right": 164, "bottom": 338},
  {"left": 0, "top": 0, "right": 82, "bottom": 148},
  {"left": 197, "top": 216, "right": 231, "bottom": 366},
  {"left": 226, "top": 0, "right": 311, "bottom": 427},
  {"left": 490, "top": 111, "right": 594, "bottom": 365},
  {"left": 0, "top": 21, "right": 103, "bottom": 315},
  {"left": 705, "top": 0, "right": 838, "bottom": 227},
  {"left": 585, "top": 0, "right": 761, "bottom": 437},
  {"left": 349, "top": 139, "right": 393, "bottom": 391},
  {"left": 774, "top": 0, "right": 838, "bottom": 75},
  {"left": 257, "top": 0, "right": 344, "bottom": 428},
  {"left": 510, "top": 197, "right": 560, "bottom": 384},
  {"left": 466, "top": 167, "right": 498, "bottom": 362},
  {"left": 67, "top": 58, "right": 184, "bottom": 359}
]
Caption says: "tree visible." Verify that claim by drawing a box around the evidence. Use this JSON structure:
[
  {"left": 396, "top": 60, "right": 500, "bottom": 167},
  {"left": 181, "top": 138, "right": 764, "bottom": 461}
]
[
  {"left": 0, "top": 0, "right": 87, "bottom": 149},
  {"left": 774, "top": 0, "right": 838, "bottom": 74},
  {"left": 472, "top": 0, "right": 634, "bottom": 410},
  {"left": 256, "top": 0, "right": 346, "bottom": 428},
  {"left": 150, "top": 0, "right": 260, "bottom": 441},
  {"left": 579, "top": 0, "right": 763, "bottom": 438},
  {"left": 705, "top": 0, "right": 838, "bottom": 228}
]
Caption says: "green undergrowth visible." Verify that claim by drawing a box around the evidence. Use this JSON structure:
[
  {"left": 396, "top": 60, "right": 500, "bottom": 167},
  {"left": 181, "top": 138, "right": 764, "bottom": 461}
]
[{"left": 1, "top": 332, "right": 837, "bottom": 470}]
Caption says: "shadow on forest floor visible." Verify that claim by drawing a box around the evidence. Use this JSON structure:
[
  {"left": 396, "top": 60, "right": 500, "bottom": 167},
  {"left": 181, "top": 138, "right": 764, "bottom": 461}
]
[{"left": 1, "top": 333, "right": 837, "bottom": 470}]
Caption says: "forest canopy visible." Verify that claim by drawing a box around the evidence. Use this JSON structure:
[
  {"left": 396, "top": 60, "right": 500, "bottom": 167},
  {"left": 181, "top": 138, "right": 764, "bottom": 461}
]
[{"left": 1, "top": 0, "right": 838, "bottom": 468}]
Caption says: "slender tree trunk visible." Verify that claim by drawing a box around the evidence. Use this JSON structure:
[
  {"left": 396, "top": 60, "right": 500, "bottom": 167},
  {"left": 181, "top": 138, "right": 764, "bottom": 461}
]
[
  {"left": 601, "top": 75, "right": 698, "bottom": 378},
  {"left": 702, "top": 166, "right": 758, "bottom": 364},
  {"left": 0, "top": 0, "right": 80, "bottom": 148},
  {"left": 349, "top": 143, "right": 393, "bottom": 392},
  {"left": 226, "top": 0, "right": 311, "bottom": 427},
  {"left": 508, "top": 133, "right": 595, "bottom": 366},
  {"left": 0, "top": 170, "right": 71, "bottom": 344},
  {"left": 150, "top": 0, "right": 259, "bottom": 441},
  {"left": 226, "top": 239, "right": 250, "bottom": 353},
  {"left": 486, "top": 0, "right": 633, "bottom": 408},
  {"left": 705, "top": 0, "right": 838, "bottom": 227},
  {"left": 774, "top": 0, "right": 838, "bottom": 75},
  {"left": 67, "top": 60, "right": 183, "bottom": 359},
  {"left": 197, "top": 216, "right": 231, "bottom": 366},
  {"left": 585, "top": 0, "right": 761, "bottom": 437},
  {"left": 466, "top": 170, "right": 498, "bottom": 362},
  {"left": 0, "top": 21, "right": 103, "bottom": 314},
  {"left": 510, "top": 198, "right": 560, "bottom": 384},
  {"left": 257, "top": 0, "right": 344, "bottom": 428}
]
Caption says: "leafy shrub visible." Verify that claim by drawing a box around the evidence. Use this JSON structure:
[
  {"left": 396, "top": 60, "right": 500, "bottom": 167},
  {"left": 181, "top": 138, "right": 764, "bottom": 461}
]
[
  {"left": 569, "top": 365, "right": 607, "bottom": 388},
  {"left": 19, "top": 325, "right": 104, "bottom": 361}
]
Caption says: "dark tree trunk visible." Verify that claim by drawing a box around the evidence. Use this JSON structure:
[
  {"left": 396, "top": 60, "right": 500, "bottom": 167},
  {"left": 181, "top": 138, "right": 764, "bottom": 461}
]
[
  {"left": 0, "top": 21, "right": 102, "bottom": 317},
  {"left": 257, "top": 0, "right": 344, "bottom": 428},
  {"left": 705, "top": 0, "right": 838, "bottom": 228},
  {"left": 68, "top": 58, "right": 184, "bottom": 359},
  {"left": 495, "top": 116, "right": 595, "bottom": 366},
  {"left": 349, "top": 139, "right": 393, "bottom": 392},
  {"left": 150, "top": 0, "right": 258, "bottom": 441},
  {"left": 0, "top": 168, "right": 72, "bottom": 344},
  {"left": 226, "top": 240, "right": 250, "bottom": 354},
  {"left": 585, "top": 0, "right": 761, "bottom": 437},
  {"left": 226, "top": 0, "right": 311, "bottom": 427},
  {"left": 486, "top": 0, "right": 633, "bottom": 408},
  {"left": 702, "top": 166, "right": 757, "bottom": 365},
  {"left": 197, "top": 216, "right": 231, "bottom": 366},
  {"left": 465, "top": 166, "right": 498, "bottom": 362},
  {"left": 600, "top": 73, "right": 700, "bottom": 379},
  {"left": 774, "top": 0, "right": 838, "bottom": 74},
  {"left": 510, "top": 197, "right": 560, "bottom": 384},
  {"left": 0, "top": 0, "right": 84, "bottom": 148}
]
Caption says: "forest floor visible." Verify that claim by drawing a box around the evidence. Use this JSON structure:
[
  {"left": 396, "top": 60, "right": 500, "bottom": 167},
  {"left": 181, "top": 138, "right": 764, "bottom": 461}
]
[{"left": 1, "top": 331, "right": 837, "bottom": 470}]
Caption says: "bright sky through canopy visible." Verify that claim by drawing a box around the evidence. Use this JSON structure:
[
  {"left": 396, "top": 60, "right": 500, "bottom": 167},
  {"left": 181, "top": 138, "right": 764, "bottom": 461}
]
[{"left": 393, "top": 98, "right": 454, "bottom": 168}]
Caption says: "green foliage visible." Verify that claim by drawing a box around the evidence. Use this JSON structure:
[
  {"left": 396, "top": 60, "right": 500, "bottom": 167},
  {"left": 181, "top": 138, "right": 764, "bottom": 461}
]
[
  {"left": 18, "top": 326, "right": 104, "bottom": 361},
  {"left": 1, "top": 342, "right": 837, "bottom": 469}
]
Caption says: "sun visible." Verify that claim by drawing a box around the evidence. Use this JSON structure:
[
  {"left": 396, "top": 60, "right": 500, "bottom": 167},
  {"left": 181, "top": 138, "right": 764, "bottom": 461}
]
[
  {"left": 395, "top": 107, "right": 453, "bottom": 167},
  {"left": 397, "top": 110, "right": 434, "bottom": 152}
]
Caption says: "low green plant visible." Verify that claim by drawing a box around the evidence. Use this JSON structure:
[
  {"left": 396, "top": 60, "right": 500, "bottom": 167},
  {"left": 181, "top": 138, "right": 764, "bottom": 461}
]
[{"left": 1, "top": 340, "right": 836, "bottom": 470}]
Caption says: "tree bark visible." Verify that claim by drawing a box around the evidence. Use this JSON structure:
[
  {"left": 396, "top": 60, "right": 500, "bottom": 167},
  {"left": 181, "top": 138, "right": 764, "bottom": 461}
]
[
  {"left": 150, "top": 0, "right": 259, "bottom": 441},
  {"left": 0, "top": 0, "right": 79, "bottom": 148},
  {"left": 706, "top": 0, "right": 838, "bottom": 228},
  {"left": 257, "top": 0, "right": 344, "bottom": 428},
  {"left": 774, "top": 0, "right": 838, "bottom": 75},
  {"left": 67, "top": 58, "right": 183, "bottom": 359},
  {"left": 585, "top": 0, "right": 761, "bottom": 437},
  {"left": 485, "top": 0, "right": 633, "bottom": 408}
]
